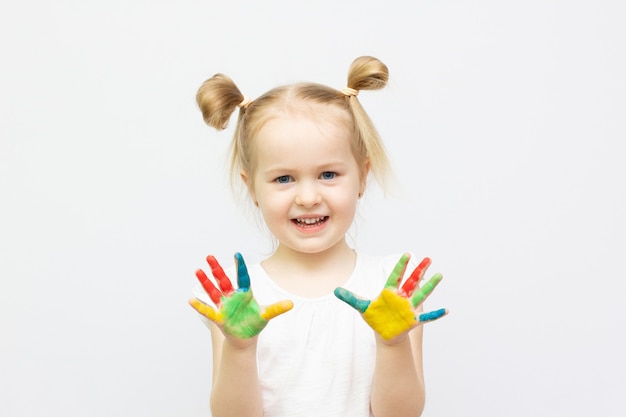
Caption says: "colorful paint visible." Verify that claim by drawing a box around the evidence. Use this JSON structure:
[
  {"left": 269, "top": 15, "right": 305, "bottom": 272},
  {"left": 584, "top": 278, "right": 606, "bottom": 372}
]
[
  {"left": 419, "top": 308, "right": 447, "bottom": 323},
  {"left": 400, "top": 257, "right": 431, "bottom": 297},
  {"left": 334, "top": 288, "right": 371, "bottom": 313},
  {"left": 411, "top": 273, "right": 443, "bottom": 307},
  {"left": 383, "top": 253, "right": 411, "bottom": 289},
  {"left": 220, "top": 290, "right": 268, "bottom": 338},
  {"left": 234, "top": 252, "right": 251, "bottom": 289},
  {"left": 335, "top": 253, "right": 447, "bottom": 340},
  {"left": 190, "top": 252, "right": 293, "bottom": 339},
  {"left": 362, "top": 289, "right": 416, "bottom": 340}
]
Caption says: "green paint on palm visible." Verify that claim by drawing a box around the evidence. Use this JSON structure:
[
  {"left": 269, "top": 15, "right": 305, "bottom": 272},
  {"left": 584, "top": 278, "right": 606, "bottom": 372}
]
[{"left": 221, "top": 290, "right": 268, "bottom": 338}]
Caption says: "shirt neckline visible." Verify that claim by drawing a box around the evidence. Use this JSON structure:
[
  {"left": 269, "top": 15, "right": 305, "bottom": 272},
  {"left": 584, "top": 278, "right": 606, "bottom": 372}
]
[{"left": 253, "top": 252, "right": 363, "bottom": 302}]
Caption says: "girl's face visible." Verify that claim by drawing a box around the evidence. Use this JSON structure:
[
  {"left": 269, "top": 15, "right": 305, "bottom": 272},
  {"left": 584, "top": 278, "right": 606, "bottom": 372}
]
[{"left": 243, "top": 107, "right": 367, "bottom": 257}]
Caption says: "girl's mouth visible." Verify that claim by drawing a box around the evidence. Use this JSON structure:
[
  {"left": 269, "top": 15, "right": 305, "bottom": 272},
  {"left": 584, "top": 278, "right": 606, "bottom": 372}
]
[{"left": 292, "top": 216, "right": 328, "bottom": 227}]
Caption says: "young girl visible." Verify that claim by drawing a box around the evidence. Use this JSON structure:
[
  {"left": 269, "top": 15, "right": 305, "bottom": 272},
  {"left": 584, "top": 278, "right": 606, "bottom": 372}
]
[{"left": 189, "top": 56, "right": 447, "bottom": 417}]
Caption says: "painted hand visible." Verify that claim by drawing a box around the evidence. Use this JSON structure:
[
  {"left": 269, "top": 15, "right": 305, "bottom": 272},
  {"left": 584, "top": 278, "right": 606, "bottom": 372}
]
[
  {"left": 334, "top": 253, "right": 447, "bottom": 341},
  {"left": 189, "top": 252, "right": 294, "bottom": 339}
]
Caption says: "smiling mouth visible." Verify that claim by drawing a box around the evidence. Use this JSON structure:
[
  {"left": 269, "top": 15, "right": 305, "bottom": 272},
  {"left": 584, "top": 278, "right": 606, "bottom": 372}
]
[{"left": 292, "top": 216, "right": 328, "bottom": 227}]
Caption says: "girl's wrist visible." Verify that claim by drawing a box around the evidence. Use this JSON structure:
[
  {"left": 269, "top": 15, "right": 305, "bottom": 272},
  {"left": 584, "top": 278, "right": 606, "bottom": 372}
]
[
  {"left": 375, "top": 331, "right": 411, "bottom": 347},
  {"left": 223, "top": 334, "right": 259, "bottom": 351}
]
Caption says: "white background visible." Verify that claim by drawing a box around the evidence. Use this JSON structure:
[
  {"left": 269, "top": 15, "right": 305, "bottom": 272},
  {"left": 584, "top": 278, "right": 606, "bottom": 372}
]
[{"left": 1, "top": 1, "right": 624, "bottom": 416}]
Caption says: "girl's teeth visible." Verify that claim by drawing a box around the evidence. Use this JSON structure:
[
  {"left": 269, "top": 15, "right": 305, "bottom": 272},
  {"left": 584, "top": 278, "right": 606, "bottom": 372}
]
[{"left": 298, "top": 217, "right": 324, "bottom": 224}]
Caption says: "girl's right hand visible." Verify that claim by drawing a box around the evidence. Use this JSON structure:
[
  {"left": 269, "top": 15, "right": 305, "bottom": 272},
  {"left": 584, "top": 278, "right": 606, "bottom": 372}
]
[{"left": 189, "top": 252, "right": 293, "bottom": 344}]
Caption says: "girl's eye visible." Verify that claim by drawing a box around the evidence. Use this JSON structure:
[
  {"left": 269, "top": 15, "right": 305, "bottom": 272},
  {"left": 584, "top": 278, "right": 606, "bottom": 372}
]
[
  {"left": 275, "top": 175, "right": 292, "bottom": 184},
  {"left": 320, "top": 171, "right": 336, "bottom": 180}
]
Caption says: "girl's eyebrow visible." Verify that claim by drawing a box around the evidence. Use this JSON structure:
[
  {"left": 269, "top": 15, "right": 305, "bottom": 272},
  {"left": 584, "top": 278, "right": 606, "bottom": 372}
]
[
  {"left": 264, "top": 161, "right": 347, "bottom": 174},
  {"left": 264, "top": 167, "right": 295, "bottom": 176},
  {"left": 319, "top": 161, "right": 348, "bottom": 169}
]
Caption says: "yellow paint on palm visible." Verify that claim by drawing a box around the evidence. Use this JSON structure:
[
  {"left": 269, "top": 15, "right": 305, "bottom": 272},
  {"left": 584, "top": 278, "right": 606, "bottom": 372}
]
[{"left": 362, "top": 288, "right": 416, "bottom": 340}]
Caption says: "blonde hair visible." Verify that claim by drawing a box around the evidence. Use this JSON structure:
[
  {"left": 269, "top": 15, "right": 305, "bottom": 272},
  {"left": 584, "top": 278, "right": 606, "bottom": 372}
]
[{"left": 196, "top": 56, "right": 392, "bottom": 192}]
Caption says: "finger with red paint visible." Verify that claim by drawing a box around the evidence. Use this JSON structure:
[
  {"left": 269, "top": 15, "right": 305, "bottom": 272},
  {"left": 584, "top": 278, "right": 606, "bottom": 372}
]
[
  {"left": 206, "top": 255, "right": 235, "bottom": 294},
  {"left": 399, "top": 257, "right": 431, "bottom": 297}
]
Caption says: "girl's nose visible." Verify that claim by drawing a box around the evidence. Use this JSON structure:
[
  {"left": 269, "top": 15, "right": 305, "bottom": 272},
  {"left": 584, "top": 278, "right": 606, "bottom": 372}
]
[{"left": 294, "top": 182, "right": 322, "bottom": 207}]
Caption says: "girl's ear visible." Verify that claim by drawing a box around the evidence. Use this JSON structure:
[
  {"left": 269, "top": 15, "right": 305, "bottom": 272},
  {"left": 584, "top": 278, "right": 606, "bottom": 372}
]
[{"left": 240, "top": 169, "right": 256, "bottom": 201}]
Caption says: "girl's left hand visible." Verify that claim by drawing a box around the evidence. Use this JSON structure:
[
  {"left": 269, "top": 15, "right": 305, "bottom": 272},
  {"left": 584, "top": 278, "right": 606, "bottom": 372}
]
[{"left": 334, "top": 253, "right": 447, "bottom": 342}]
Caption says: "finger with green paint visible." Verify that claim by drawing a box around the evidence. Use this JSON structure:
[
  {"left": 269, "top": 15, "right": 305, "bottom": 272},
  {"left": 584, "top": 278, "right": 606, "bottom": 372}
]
[
  {"left": 189, "top": 252, "right": 294, "bottom": 339},
  {"left": 334, "top": 253, "right": 447, "bottom": 341}
]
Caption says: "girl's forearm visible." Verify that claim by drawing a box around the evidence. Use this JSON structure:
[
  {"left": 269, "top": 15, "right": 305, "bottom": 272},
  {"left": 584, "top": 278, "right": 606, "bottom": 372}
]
[
  {"left": 370, "top": 335, "right": 425, "bottom": 417},
  {"left": 210, "top": 340, "right": 263, "bottom": 417}
]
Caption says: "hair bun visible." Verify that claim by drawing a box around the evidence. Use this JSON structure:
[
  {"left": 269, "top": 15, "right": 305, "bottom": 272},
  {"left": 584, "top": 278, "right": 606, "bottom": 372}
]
[
  {"left": 196, "top": 73, "right": 246, "bottom": 130},
  {"left": 347, "top": 56, "right": 389, "bottom": 92}
]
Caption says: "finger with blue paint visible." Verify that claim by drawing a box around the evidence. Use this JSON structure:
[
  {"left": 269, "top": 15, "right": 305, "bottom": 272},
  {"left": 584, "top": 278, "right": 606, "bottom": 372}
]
[
  {"left": 234, "top": 252, "right": 251, "bottom": 290},
  {"left": 334, "top": 253, "right": 447, "bottom": 341},
  {"left": 189, "top": 252, "right": 294, "bottom": 339}
]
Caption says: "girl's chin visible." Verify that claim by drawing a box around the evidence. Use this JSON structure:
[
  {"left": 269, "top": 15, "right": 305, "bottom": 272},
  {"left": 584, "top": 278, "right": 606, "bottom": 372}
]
[{"left": 277, "top": 238, "right": 351, "bottom": 257}]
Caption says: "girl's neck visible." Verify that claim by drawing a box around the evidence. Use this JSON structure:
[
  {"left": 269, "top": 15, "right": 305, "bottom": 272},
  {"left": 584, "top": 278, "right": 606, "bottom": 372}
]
[
  {"left": 268, "top": 239, "right": 355, "bottom": 270},
  {"left": 261, "top": 239, "right": 357, "bottom": 298}
]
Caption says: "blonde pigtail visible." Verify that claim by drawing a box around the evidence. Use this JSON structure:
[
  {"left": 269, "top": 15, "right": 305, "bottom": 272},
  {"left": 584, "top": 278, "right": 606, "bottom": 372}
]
[
  {"left": 343, "top": 56, "right": 392, "bottom": 188},
  {"left": 346, "top": 56, "right": 389, "bottom": 92},
  {"left": 196, "top": 73, "right": 248, "bottom": 130}
]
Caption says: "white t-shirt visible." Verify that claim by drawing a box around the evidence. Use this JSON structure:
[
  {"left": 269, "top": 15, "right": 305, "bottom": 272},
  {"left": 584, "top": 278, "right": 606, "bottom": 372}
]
[{"left": 192, "top": 253, "right": 416, "bottom": 417}]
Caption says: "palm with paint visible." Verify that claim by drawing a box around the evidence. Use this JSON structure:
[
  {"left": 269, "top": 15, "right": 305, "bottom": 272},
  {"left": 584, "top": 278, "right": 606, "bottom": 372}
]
[
  {"left": 334, "top": 254, "right": 447, "bottom": 341},
  {"left": 189, "top": 252, "right": 294, "bottom": 341}
]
